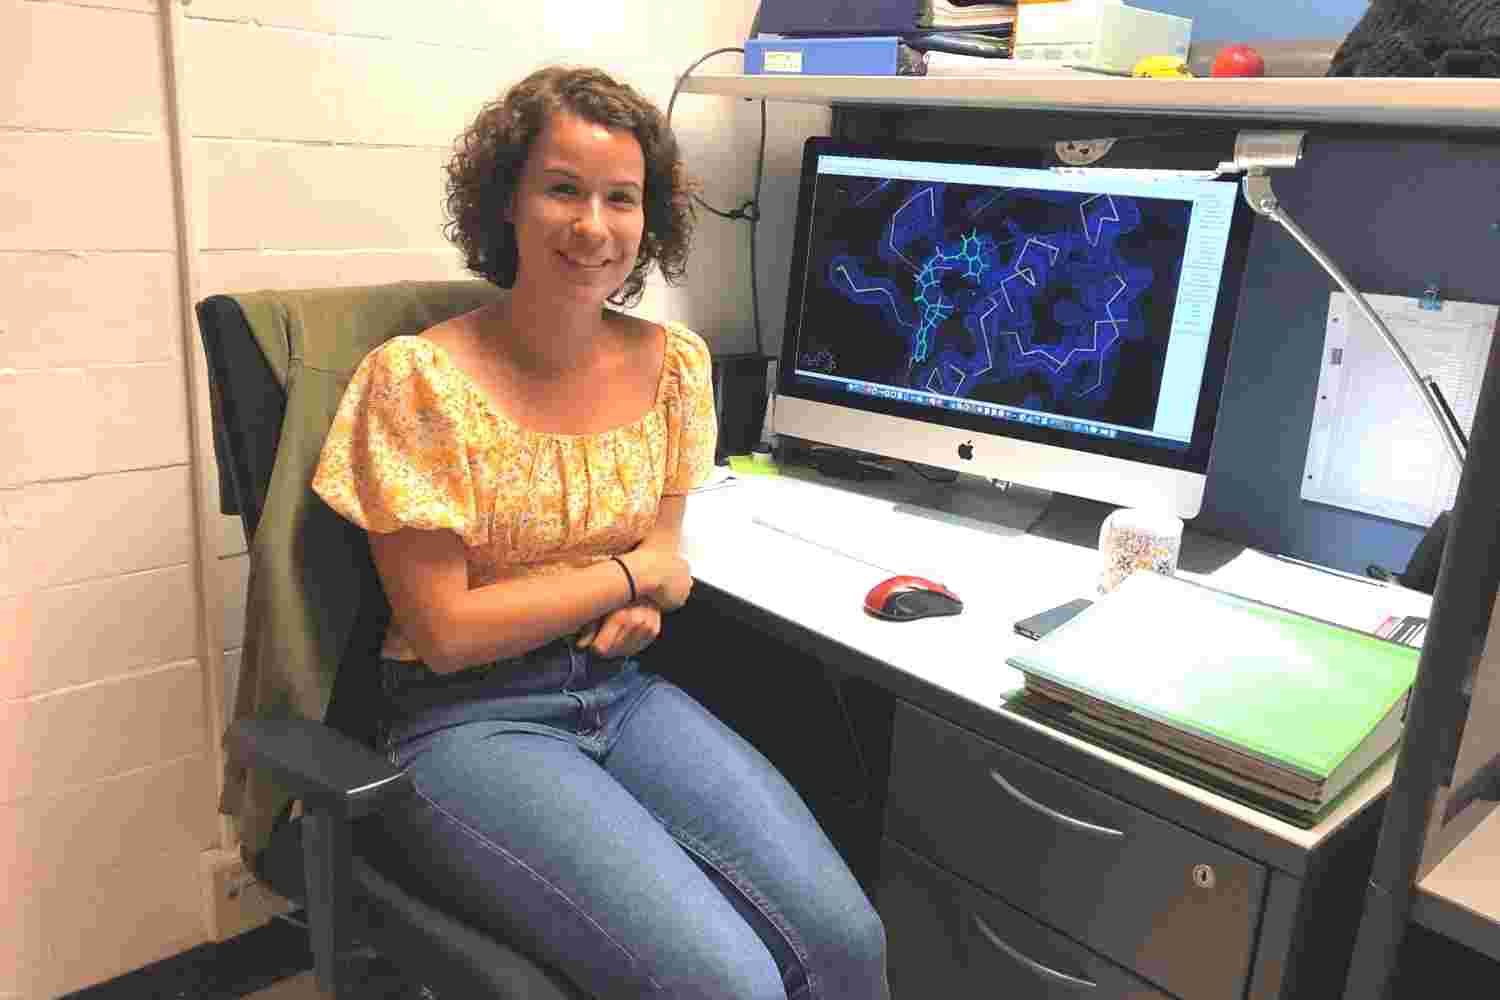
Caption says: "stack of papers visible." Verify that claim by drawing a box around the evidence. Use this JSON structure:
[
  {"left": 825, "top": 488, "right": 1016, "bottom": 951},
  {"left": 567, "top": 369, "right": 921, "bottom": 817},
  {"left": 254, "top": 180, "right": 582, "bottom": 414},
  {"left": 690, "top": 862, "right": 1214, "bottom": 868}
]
[
  {"left": 919, "top": 0, "right": 1018, "bottom": 31},
  {"left": 1008, "top": 572, "right": 1421, "bottom": 826}
]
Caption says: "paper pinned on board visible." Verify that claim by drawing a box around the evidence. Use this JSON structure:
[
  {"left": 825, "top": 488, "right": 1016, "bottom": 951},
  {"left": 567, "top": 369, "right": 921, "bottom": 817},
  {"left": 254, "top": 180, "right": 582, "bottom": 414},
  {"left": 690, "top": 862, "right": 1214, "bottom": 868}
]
[{"left": 1302, "top": 291, "right": 1498, "bottom": 527}]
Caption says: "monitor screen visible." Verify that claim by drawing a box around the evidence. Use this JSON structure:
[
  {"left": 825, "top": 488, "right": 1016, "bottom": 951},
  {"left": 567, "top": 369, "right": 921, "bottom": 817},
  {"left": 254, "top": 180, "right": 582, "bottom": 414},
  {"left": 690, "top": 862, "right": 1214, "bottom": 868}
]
[{"left": 773, "top": 136, "right": 1256, "bottom": 518}]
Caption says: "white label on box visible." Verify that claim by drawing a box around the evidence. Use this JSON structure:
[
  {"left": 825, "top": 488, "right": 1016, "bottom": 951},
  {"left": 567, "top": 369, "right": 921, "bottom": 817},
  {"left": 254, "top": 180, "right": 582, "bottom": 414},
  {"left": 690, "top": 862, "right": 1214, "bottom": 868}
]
[{"left": 762, "top": 50, "right": 803, "bottom": 73}]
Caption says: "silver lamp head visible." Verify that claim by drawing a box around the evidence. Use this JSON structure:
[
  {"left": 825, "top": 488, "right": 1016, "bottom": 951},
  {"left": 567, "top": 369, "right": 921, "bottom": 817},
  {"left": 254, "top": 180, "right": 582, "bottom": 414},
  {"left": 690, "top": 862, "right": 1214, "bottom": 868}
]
[{"left": 1232, "top": 131, "right": 1307, "bottom": 172}]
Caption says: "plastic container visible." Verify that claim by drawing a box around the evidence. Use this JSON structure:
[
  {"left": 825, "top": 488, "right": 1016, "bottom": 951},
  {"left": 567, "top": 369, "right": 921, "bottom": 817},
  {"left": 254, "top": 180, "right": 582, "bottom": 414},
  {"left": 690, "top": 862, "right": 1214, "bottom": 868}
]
[{"left": 1098, "top": 507, "right": 1184, "bottom": 595}]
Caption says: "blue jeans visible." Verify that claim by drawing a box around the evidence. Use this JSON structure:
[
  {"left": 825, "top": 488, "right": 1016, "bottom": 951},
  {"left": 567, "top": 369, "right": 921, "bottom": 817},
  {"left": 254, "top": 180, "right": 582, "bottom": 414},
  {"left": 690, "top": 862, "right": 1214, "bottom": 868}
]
[{"left": 368, "top": 641, "right": 889, "bottom": 999}]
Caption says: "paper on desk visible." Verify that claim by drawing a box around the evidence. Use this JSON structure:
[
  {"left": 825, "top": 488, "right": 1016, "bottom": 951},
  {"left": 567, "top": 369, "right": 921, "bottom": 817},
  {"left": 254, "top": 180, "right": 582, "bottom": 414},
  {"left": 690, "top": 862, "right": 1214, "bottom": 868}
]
[
  {"left": 1302, "top": 292, "right": 1497, "bottom": 526},
  {"left": 746, "top": 477, "right": 1003, "bottom": 587},
  {"left": 1189, "top": 548, "right": 1429, "bottom": 638},
  {"left": 691, "top": 465, "right": 738, "bottom": 493}
]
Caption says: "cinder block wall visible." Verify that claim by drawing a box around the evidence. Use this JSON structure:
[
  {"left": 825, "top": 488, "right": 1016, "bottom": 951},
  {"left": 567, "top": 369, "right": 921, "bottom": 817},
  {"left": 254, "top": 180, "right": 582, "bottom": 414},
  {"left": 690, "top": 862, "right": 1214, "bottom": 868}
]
[{"left": 0, "top": 1, "right": 825, "bottom": 994}]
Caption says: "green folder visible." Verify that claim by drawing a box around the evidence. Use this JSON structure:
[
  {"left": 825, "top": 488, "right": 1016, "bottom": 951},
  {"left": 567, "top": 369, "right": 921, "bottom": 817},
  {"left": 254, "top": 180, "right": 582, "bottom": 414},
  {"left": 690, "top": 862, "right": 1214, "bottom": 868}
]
[{"left": 1007, "top": 572, "right": 1420, "bottom": 787}]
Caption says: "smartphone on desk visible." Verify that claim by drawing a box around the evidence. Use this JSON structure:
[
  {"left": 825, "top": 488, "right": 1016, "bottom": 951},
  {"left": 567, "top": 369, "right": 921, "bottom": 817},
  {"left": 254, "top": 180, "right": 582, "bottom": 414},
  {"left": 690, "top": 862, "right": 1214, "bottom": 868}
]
[{"left": 1013, "top": 598, "right": 1093, "bottom": 640}]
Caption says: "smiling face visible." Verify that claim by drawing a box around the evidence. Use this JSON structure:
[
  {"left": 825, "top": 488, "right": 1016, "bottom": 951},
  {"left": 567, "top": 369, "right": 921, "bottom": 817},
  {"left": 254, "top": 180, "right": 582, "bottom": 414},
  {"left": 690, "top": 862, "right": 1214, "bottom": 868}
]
[{"left": 507, "top": 110, "right": 646, "bottom": 306}]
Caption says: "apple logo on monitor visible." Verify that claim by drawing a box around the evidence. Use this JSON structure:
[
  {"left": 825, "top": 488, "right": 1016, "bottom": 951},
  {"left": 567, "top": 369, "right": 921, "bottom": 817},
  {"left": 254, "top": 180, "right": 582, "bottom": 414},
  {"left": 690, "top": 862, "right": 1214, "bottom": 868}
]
[{"left": 957, "top": 441, "right": 974, "bottom": 461}]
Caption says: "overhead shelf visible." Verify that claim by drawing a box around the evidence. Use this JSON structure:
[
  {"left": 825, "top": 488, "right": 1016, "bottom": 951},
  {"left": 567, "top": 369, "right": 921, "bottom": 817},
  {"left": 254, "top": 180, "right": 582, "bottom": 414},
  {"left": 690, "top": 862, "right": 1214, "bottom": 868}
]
[{"left": 677, "top": 73, "right": 1500, "bottom": 130}]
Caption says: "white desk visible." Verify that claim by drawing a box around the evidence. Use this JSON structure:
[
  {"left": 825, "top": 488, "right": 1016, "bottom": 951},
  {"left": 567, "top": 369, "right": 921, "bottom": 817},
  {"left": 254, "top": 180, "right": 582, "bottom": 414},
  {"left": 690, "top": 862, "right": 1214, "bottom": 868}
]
[
  {"left": 669, "top": 71, "right": 1493, "bottom": 996},
  {"left": 677, "top": 470, "right": 1433, "bottom": 999},
  {"left": 683, "top": 471, "right": 1429, "bottom": 843}
]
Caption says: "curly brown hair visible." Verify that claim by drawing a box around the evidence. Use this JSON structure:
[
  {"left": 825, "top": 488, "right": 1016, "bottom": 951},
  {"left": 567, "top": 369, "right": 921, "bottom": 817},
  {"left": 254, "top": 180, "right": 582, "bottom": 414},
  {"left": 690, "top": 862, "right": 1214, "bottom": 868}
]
[{"left": 444, "top": 66, "right": 695, "bottom": 309}]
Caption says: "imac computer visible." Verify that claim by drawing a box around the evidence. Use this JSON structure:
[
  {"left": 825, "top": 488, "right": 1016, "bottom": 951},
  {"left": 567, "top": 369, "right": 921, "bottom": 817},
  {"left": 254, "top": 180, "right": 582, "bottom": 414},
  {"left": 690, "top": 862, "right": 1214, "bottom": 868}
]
[{"left": 772, "top": 136, "right": 1256, "bottom": 522}]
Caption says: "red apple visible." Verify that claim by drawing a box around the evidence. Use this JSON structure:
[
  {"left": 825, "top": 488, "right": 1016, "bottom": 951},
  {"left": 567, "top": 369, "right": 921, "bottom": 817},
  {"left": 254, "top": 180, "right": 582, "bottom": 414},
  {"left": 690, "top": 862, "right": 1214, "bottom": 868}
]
[{"left": 1211, "top": 43, "right": 1266, "bottom": 78}]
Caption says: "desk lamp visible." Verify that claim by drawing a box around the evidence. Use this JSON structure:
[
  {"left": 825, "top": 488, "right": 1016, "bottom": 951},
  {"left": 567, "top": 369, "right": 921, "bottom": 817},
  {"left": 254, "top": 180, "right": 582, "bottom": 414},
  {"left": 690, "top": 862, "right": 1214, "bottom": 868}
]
[{"left": 1222, "top": 131, "right": 1468, "bottom": 590}]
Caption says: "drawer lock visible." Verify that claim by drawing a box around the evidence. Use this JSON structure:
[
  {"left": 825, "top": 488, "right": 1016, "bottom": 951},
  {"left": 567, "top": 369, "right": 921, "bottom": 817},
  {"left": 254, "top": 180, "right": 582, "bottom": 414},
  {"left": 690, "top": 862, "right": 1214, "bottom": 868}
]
[{"left": 1192, "top": 864, "right": 1216, "bottom": 889}]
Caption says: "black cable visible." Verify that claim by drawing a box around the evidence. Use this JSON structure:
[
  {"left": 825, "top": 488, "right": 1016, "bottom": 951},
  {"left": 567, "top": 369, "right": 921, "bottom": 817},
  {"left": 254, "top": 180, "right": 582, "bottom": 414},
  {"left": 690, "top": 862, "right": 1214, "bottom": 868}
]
[
  {"left": 749, "top": 98, "right": 766, "bottom": 357},
  {"left": 666, "top": 48, "right": 758, "bottom": 222},
  {"left": 667, "top": 47, "right": 767, "bottom": 357}
]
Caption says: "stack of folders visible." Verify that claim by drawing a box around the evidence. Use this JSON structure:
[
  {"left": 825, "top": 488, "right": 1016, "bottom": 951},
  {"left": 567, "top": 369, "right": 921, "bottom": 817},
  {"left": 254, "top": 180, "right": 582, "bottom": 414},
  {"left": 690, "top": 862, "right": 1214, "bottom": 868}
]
[
  {"left": 1006, "top": 572, "right": 1421, "bottom": 827},
  {"left": 918, "top": 0, "right": 1017, "bottom": 32}
]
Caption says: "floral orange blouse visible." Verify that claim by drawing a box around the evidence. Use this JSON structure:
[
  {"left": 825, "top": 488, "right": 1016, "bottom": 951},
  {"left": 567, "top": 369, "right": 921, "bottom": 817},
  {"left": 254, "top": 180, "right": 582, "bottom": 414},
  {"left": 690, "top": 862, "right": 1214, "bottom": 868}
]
[{"left": 311, "top": 321, "right": 718, "bottom": 660}]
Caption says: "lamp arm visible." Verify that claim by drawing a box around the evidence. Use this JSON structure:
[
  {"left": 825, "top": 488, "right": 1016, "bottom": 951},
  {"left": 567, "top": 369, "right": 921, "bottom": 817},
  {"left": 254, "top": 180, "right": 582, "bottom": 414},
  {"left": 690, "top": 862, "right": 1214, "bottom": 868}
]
[{"left": 1242, "top": 172, "right": 1468, "bottom": 469}]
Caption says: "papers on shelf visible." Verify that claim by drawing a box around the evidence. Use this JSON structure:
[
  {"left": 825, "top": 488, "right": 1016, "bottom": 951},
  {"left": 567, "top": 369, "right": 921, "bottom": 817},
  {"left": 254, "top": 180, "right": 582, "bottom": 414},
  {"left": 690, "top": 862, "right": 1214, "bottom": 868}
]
[{"left": 921, "top": 0, "right": 1017, "bottom": 32}]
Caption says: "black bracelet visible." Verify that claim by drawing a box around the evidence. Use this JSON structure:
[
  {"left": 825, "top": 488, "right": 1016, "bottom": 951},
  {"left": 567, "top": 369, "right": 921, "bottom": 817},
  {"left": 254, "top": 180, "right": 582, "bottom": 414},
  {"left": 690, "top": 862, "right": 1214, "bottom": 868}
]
[{"left": 610, "top": 555, "right": 637, "bottom": 604}]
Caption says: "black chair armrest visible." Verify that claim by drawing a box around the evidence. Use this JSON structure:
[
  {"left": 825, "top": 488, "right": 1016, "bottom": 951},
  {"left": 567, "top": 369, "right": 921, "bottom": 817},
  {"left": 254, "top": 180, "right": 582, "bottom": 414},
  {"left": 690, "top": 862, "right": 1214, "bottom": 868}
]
[
  {"left": 229, "top": 719, "right": 415, "bottom": 994},
  {"left": 228, "top": 719, "right": 413, "bottom": 822}
]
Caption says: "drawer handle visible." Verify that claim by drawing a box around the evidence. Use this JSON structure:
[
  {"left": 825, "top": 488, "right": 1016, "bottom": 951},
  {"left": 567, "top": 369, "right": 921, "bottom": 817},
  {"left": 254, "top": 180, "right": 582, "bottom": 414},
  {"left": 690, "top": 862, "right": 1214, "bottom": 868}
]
[
  {"left": 989, "top": 770, "right": 1125, "bottom": 839},
  {"left": 972, "top": 914, "right": 1098, "bottom": 990}
]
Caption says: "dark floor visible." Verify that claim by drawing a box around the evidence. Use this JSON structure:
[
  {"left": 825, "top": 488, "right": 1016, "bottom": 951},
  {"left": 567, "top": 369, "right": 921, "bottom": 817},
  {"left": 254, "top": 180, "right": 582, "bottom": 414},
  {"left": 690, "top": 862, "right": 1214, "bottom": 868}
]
[
  {"left": 63, "top": 914, "right": 423, "bottom": 1000},
  {"left": 65, "top": 908, "right": 1499, "bottom": 1000}
]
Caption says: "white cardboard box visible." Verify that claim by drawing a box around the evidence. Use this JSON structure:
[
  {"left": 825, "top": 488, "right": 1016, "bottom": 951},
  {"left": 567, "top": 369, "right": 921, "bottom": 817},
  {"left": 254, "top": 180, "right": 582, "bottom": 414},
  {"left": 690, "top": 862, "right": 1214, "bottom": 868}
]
[{"left": 1014, "top": 0, "right": 1193, "bottom": 73}]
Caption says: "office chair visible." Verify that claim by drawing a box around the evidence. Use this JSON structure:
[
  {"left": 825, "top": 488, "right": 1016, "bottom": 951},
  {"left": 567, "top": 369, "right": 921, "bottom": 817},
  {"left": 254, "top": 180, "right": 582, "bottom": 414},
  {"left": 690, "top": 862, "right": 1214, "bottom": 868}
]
[{"left": 196, "top": 281, "right": 586, "bottom": 999}]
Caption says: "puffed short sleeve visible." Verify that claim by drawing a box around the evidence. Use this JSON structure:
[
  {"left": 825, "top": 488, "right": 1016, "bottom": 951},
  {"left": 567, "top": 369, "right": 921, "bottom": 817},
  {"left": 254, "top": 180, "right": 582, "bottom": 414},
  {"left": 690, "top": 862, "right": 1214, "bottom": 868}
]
[
  {"left": 311, "top": 338, "right": 482, "bottom": 546},
  {"left": 662, "top": 325, "right": 719, "bottom": 497}
]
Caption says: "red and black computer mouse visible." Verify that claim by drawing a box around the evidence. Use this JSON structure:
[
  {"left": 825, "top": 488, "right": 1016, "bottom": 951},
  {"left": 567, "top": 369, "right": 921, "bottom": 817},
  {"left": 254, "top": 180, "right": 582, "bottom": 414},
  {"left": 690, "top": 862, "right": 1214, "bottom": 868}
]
[{"left": 863, "top": 575, "right": 964, "bottom": 622}]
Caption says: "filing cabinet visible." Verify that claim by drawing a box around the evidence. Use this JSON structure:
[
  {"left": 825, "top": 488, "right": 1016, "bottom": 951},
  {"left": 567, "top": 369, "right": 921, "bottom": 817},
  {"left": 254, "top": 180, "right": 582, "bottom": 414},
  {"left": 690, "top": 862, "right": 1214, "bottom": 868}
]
[
  {"left": 678, "top": 588, "right": 1390, "bottom": 1000},
  {"left": 879, "top": 702, "right": 1269, "bottom": 999},
  {"left": 879, "top": 837, "right": 1176, "bottom": 998}
]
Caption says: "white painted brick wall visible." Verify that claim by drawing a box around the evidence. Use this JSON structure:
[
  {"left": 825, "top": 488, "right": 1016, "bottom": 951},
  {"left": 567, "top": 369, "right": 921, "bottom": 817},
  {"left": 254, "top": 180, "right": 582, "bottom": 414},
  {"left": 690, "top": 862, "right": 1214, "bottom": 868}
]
[
  {"left": 0, "top": 0, "right": 165, "bottom": 133},
  {"left": 0, "top": 252, "right": 181, "bottom": 369},
  {"left": 0, "top": 466, "right": 196, "bottom": 594},
  {"left": 184, "top": 20, "right": 507, "bottom": 147},
  {"left": 1, "top": 661, "right": 207, "bottom": 808},
  {"left": 0, "top": 132, "right": 177, "bottom": 250},
  {"left": 2, "top": 1, "right": 829, "bottom": 994},
  {"left": 218, "top": 552, "right": 248, "bottom": 660},
  {"left": 193, "top": 140, "right": 451, "bottom": 251},
  {"left": 0, "top": 565, "right": 198, "bottom": 700}
]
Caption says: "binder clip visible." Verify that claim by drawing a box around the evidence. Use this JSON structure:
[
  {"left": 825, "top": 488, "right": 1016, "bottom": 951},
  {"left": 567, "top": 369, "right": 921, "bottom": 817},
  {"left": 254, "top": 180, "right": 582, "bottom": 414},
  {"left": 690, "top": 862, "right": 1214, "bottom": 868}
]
[{"left": 1421, "top": 281, "right": 1443, "bottom": 312}]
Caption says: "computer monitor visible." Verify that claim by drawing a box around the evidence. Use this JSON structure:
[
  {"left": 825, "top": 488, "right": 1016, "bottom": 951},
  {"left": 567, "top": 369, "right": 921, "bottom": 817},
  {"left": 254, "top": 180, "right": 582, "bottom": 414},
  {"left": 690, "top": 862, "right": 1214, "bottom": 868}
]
[{"left": 773, "top": 136, "right": 1256, "bottom": 519}]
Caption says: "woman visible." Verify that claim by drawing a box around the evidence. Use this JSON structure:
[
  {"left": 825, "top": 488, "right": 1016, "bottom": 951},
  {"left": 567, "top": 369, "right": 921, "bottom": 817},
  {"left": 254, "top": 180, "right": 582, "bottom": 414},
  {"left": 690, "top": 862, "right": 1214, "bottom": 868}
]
[{"left": 312, "top": 66, "right": 888, "bottom": 999}]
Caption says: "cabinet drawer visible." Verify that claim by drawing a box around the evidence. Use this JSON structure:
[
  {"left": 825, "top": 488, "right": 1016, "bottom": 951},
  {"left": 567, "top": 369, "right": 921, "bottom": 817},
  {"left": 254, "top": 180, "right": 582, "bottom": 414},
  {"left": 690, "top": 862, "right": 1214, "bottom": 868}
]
[
  {"left": 877, "top": 838, "right": 1174, "bottom": 999},
  {"left": 887, "top": 702, "right": 1266, "bottom": 999}
]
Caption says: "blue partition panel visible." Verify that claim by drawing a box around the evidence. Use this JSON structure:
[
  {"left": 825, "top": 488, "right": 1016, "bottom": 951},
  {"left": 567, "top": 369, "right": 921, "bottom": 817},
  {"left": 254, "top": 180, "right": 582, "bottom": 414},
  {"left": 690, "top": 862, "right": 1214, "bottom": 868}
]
[
  {"left": 1149, "top": 0, "right": 1368, "bottom": 43},
  {"left": 1199, "top": 131, "right": 1500, "bottom": 574}
]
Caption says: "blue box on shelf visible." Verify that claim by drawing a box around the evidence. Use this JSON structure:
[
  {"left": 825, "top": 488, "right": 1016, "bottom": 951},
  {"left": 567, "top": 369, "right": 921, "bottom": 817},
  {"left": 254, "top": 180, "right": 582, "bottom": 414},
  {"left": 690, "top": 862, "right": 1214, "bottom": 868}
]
[{"left": 745, "top": 35, "right": 926, "bottom": 76}]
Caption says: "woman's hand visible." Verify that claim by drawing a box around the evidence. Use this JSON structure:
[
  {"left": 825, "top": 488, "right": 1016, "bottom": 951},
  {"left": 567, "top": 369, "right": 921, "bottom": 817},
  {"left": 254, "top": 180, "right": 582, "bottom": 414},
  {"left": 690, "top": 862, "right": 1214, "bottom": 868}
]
[
  {"left": 577, "top": 601, "right": 662, "bottom": 659},
  {"left": 620, "top": 548, "right": 693, "bottom": 612}
]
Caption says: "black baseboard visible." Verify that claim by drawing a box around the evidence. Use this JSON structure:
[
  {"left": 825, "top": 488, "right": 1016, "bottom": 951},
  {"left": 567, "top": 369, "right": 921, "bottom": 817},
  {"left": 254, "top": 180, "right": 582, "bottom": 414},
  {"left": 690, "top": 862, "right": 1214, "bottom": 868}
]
[
  {"left": 63, "top": 911, "right": 434, "bottom": 999},
  {"left": 63, "top": 914, "right": 313, "bottom": 1000}
]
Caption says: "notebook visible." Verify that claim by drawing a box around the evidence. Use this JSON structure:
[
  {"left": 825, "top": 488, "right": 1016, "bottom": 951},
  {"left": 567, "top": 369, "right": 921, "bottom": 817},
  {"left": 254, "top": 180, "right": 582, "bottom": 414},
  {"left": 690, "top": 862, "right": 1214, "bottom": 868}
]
[
  {"left": 1006, "top": 572, "right": 1420, "bottom": 802},
  {"left": 1016, "top": 689, "right": 1403, "bottom": 826}
]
